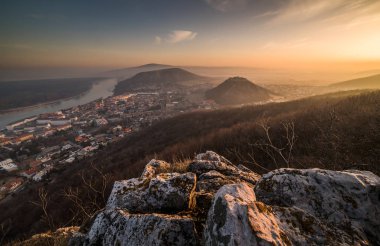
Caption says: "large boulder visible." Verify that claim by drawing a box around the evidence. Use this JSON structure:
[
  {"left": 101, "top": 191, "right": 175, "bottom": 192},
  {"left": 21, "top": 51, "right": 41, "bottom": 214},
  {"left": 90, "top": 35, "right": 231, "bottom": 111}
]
[
  {"left": 188, "top": 151, "right": 260, "bottom": 185},
  {"left": 204, "top": 183, "right": 367, "bottom": 246},
  {"left": 255, "top": 168, "right": 380, "bottom": 244},
  {"left": 141, "top": 159, "right": 171, "bottom": 179},
  {"left": 84, "top": 209, "right": 198, "bottom": 246},
  {"left": 107, "top": 172, "right": 196, "bottom": 213}
]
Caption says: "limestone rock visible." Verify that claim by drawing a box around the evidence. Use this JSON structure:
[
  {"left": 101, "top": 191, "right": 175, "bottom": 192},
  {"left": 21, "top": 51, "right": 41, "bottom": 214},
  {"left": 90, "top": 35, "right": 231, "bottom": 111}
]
[
  {"left": 204, "top": 183, "right": 367, "bottom": 246},
  {"left": 188, "top": 151, "right": 260, "bottom": 185},
  {"left": 84, "top": 209, "right": 199, "bottom": 246},
  {"left": 75, "top": 153, "right": 380, "bottom": 246},
  {"left": 141, "top": 159, "right": 171, "bottom": 179},
  {"left": 204, "top": 183, "right": 260, "bottom": 245},
  {"left": 107, "top": 172, "right": 196, "bottom": 213},
  {"left": 197, "top": 170, "right": 238, "bottom": 193},
  {"left": 255, "top": 168, "right": 380, "bottom": 244}
]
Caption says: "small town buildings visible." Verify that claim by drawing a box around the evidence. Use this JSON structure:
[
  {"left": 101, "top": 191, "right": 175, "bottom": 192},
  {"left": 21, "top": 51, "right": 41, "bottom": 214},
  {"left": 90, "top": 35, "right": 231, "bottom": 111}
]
[
  {"left": 0, "top": 158, "right": 18, "bottom": 172},
  {"left": 56, "top": 124, "right": 72, "bottom": 131},
  {"left": 6, "top": 117, "right": 38, "bottom": 131},
  {"left": 94, "top": 118, "right": 108, "bottom": 126},
  {"left": 32, "top": 166, "right": 53, "bottom": 181},
  {"left": 12, "top": 133, "right": 34, "bottom": 144},
  {"left": 0, "top": 177, "right": 23, "bottom": 198}
]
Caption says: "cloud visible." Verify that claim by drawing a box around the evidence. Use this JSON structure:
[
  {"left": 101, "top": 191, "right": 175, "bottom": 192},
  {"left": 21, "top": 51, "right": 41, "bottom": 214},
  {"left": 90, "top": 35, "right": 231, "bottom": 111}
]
[
  {"left": 155, "top": 36, "right": 162, "bottom": 45},
  {"left": 155, "top": 30, "right": 198, "bottom": 45},
  {"left": 204, "top": 0, "right": 247, "bottom": 12},
  {"left": 268, "top": 0, "right": 380, "bottom": 24},
  {"left": 166, "top": 30, "right": 197, "bottom": 43}
]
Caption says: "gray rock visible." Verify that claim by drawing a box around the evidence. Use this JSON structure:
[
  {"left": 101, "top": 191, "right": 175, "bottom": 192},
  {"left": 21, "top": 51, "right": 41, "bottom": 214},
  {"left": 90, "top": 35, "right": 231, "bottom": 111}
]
[
  {"left": 141, "top": 159, "right": 171, "bottom": 179},
  {"left": 188, "top": 151, "right": 260, "bottom": 185},
  {"left": 204, "top": 183, "right": 367, "bottom": 246},
  {"left": 85, "top": 209, "right": 199, "bottom": 246},
  {"left": 255, "top": 168, "right": 380, "bottom": 245},
  {"left": 79, "top": 154, "right": 380, "bottom": 246},
  {"left": 68, "top": 232, "right": 87, "bottom": 246},
  {"left": 197, "top": 170, "right": 238, "bottom": 193},
  {"left": 107, "top": 172, "right": 196, "bottom": 213}
]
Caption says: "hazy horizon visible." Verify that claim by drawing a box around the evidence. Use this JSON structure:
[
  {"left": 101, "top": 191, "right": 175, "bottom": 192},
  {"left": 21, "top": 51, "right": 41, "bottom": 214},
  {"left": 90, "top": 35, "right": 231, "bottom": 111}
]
[{"left": 1, "top": 0, "right": 380, "bottom": 83}]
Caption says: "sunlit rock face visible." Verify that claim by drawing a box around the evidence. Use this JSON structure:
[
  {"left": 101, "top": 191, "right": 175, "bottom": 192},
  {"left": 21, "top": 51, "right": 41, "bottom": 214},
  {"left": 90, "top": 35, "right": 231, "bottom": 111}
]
[
  {"left": 107, "top": 172, "right": 197, "bottom": 213},
  {"left": 204, "top": 183, "right": 369, "bottom": 245},
  {"left": 72, "top": 152, "right": 380, "bottom": 246},
  {"left": 189, "top": 151, "right": 261, "bottom": 185},
  {"left": 255, "top": 168, "right": 380, "bottom": 244},
  {"left": 85, "top": 209, "right": 198, "bottom": 246}
]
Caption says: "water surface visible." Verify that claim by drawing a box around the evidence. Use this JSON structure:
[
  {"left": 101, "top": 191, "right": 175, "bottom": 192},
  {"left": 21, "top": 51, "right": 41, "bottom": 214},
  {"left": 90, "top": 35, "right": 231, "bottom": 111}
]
[{"left": 0, "top": 78, "right": 118, "bottom": 129}]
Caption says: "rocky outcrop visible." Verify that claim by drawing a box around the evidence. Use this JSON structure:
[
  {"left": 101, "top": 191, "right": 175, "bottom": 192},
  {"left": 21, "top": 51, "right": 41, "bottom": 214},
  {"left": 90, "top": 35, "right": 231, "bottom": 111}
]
[
  {"left": 204, "top": 183, "right": 367, "bottom": 245},
  {"left": 83, "top": 209, "right": 198, "bottom": 246},
  {"left": 73, "top": 151, "right": 380, "bottom": 246},
  {"left": 107, "top": 172, "right": 196, "bottom": 213},
  {"left": 255, "top": 168, "right": 380, "bottom": 244},
  {"left": 141, "top": 159, "right": 171, "bottom": 179},
  {"left": 189, "top": 151, "right": 261, "bottom": 185}
]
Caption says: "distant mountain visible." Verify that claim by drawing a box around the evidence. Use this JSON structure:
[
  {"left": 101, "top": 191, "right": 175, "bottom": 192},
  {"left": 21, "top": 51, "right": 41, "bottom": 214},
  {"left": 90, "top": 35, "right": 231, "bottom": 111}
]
[
  {"left": 205, "top": 77, "right": 273, "bottom": 105},
  {"left": 330, "top": 74, "right": 380, "bottom": 89},
  {"left": 114, "top": 68, "right": 213, "bottom": 95},
  {"left": 134, "top": 63, "right": 172, "bottom": 69},
  {"left": 100, "top": 64, "right": 173, "bottom": 79}
]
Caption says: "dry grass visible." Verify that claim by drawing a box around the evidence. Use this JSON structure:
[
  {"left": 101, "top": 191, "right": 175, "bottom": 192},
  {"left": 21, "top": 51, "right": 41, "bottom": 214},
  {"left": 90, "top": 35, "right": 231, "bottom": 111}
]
[
  {"left": 171, "top": 158, "right": 192, "bottom": 173},
  {"left": 8, "top": 227, "right": 79, "bottom": 246},
  {"left": 155, "top": 158, "right": 192, "bottom": 174}
]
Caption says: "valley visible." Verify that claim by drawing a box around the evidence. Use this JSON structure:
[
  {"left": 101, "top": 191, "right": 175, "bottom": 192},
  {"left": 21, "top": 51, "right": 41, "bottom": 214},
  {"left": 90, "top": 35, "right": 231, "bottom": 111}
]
[
  {"left": 0, "top": 85, "right": 379, "bottom": 243},
  {"left": 0, "top": 66, "right": 379, "bottom": 245}
]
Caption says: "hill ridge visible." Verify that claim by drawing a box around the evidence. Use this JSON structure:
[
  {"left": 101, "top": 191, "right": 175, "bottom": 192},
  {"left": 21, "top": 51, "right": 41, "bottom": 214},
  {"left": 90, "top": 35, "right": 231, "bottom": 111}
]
[
  {"left": 205, "top": 76, "right": 272, "bottom": 105},
  {"left": 113, "top": 67, "right": 209, "bottom": 95},
  {"left": 330, "top": 73, "right": 380, "bottom": 89}
]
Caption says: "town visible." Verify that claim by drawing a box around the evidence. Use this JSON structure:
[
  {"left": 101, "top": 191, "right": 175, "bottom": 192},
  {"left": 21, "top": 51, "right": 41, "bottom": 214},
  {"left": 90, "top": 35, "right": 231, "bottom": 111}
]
[{"left": 0, "top": 91, "right": 217, "bottom": 201}]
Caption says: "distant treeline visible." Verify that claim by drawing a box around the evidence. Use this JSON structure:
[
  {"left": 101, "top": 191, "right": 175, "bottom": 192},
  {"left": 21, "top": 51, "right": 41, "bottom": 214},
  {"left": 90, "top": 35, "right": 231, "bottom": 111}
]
[
  {"left": 0, "top": 78, "right": 99, "bottom": 111},
  {"left": 1, "top": 89, "right": 379, "bottom": 243}
]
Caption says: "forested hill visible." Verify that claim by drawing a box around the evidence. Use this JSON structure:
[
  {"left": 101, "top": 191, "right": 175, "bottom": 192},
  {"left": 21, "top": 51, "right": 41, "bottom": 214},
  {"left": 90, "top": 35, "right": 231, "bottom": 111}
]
[
  {"left": 113, "top": 68, "right": 211, "bottom": 94},
  {"left": 330, "top": 74, "right": 380, "bottom": 89},
  {"left": 205, "top": 77, "right": 273, "bottom": 105}
]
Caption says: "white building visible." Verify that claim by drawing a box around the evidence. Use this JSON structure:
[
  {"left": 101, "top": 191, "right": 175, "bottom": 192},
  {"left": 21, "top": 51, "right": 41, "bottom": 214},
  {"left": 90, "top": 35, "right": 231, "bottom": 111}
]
[
  {"left": 37, "top": 119, "right": 71, "bottom": 126},
  {"left": 0, "top": 159, "right": 18, "bottom": 172},
  {"left": 32, "top": 166, "right": 53, "bottom": 181},
  {"left": 94, "top": 118, "right": 108, "bottom": 126},
  {"left": 6, "top": 117, "right": 38, "bottom": 131}
]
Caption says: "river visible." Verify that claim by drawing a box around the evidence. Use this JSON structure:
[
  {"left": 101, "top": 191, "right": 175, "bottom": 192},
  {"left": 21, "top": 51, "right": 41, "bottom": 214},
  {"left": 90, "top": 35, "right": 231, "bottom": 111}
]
[{"left": 0, "top": 78, "right": 118, "bottom": 129}]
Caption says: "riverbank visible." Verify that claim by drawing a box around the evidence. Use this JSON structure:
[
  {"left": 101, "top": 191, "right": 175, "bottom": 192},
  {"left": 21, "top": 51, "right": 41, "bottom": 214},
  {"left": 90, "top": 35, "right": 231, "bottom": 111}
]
[
  {"left": 0, "top": 78, "right": 118, "bottom": 129},
  {"left": 0, "top": 91, "right": 89, "bottom": 115}
]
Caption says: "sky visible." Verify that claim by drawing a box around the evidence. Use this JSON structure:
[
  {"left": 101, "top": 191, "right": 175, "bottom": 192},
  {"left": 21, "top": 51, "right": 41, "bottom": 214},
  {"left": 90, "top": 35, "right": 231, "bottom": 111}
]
[{"left": 1, "top": 0, "right": 380, "bottom": 74}]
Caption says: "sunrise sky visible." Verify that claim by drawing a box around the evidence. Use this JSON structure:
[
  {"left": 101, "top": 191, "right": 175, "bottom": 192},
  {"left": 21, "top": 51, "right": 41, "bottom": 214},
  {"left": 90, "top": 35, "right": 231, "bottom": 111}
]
[{"left": 1, "top": 0, "right": 380, "bottom": 73}]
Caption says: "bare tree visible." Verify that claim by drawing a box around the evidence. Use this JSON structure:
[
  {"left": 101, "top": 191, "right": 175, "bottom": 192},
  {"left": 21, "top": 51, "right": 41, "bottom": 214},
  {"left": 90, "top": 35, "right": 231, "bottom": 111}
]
[
  {"left": 0, "top": 220, "right": 12, "bottom": 245},
  {"left": 63, "top": 162, "right": 113, "bottom": 227},
  {"left": 226, "top": 146, "right": 271, "bottom": 172},
  {"left": 312, "top": 108, "right": 340, "bottom": 169},
  {"left": 252, "top": 119, "right": 297, "bottom": 169},
  {"left": 31, "top": 187, "right": 55, "bottom": 231}
]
